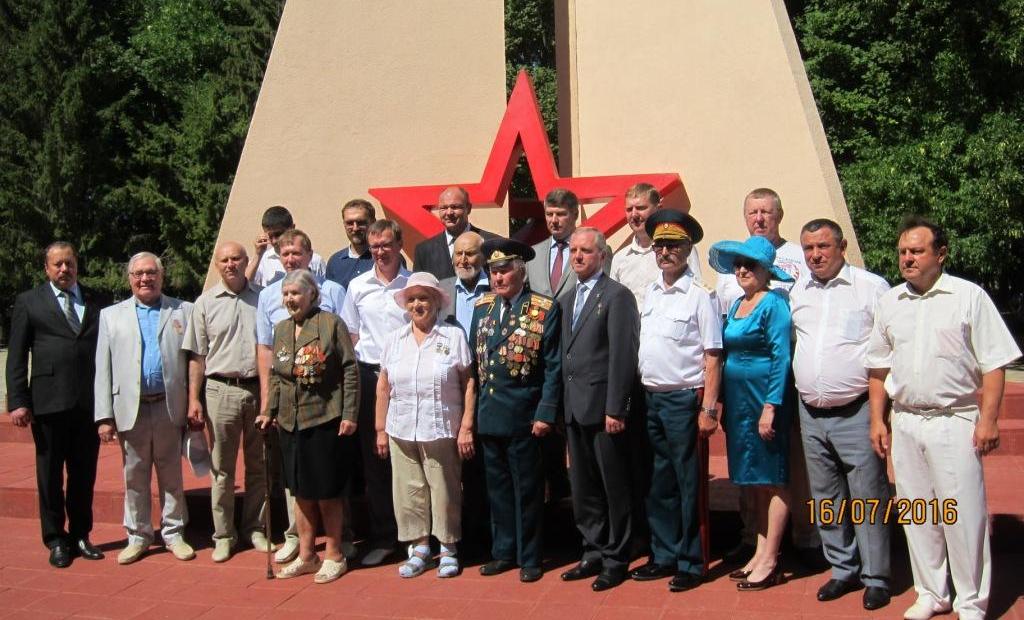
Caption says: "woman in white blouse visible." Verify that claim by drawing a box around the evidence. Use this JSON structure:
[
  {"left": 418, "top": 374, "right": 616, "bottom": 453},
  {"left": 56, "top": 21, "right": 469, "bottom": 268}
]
[{"left": 375, "top": 272, "right": 477, "bottom": 578}]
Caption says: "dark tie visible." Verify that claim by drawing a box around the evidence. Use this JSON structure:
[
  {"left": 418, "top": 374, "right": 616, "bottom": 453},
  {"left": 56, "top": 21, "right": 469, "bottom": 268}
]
[
  {"left": 501, "top": 298, "right": 511, "bottom": 323},
  {"left": 550, "top": 240, "right": 566, "bottom": 292},
  {"left": 61, "top": 291, "right": 81, "bottom": 335}
]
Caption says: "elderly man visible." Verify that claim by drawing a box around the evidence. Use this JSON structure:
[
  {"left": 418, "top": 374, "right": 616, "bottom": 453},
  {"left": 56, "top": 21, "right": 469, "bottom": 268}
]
[
  {"left": 248, "top": 205, "right": 326, "bottom": 286},
  {"left": 470, "top": 238, "right": 562, "bottom": 583},
  {"left": 789, "top": 219, "right": 891, "bottom": 610},
  {"left": 867, "top": 216, "right": 1020, "bottom": 620},
  {"left": 558, "top": 227, "right": 639, "bottom": 591},
  {"left": 6, "top": 242, "right": 108, "bottom": 568},
  {"left": 255, "top": 229, "right": 346, "bottom": 563},
  {"left": 325, "top": 199, "right": 377, "bottom": 290},
  {"left": 413, "top": 186, "right": 496, "bottom": 280},
  {"left": 339, "top": 219, "right": 411, "bottom": 566},
  {"left": 95, "top": 252, "right": 194, "bottom": 564},
  {"left": 628, "top": 210, "right": 721, "bottom": 592},
  {"left": 439, "top": 231, "right": 490, "bottom": 335},
  {"left": 183, "top": 242, "right": 270, "bottom": 562}
]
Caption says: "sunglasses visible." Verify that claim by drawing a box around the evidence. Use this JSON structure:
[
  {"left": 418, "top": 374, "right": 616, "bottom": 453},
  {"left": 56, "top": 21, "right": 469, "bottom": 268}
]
[{"left": 733, "top": 257, "right": 761, "bottom": 271}]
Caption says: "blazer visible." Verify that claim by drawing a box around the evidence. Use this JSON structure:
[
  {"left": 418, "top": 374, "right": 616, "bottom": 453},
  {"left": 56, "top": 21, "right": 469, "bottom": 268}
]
[
  {"left": 94, "top": 295, "right": 192, "bottom": 432},
  {"left": 267, "top": 309, "right": 359, "bottom": 432},
  {"left": 413, "top": 224, "right": 497, "bottom": 280},
  {"left": 559, "top": 274, "right": 639, "bottom": 425},
  {"left": 525, "top": 236, "right": 612, "bottom": 302},
  {"left": 6, "top": 282, "right": 107, "bottom": 416}
]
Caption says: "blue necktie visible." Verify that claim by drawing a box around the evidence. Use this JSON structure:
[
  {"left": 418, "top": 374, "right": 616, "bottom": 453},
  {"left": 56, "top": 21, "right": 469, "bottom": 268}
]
[{"left": 572, "top": 283, "right": 588, "bottom": 329}]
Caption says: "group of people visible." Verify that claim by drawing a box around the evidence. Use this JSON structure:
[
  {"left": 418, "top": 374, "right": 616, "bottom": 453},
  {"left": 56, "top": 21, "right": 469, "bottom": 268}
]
[{"left": 6, "top": 184, "right": 1018, "bottom": 620}]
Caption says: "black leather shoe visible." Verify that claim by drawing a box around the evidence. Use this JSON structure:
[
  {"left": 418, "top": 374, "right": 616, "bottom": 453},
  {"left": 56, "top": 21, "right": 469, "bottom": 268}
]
[
  {"left": 629, "top": 562, "right": 675, "bottom": 581},
  {"left": 74, "top": 539, "right": 105, "bottom": 560},
  {"left": 591, "top": 569, "right": 627, "bottom": 592},
  {"left": 728, "top": 568, "right": 752, "bottom": 581},
  {"left": 49, "top": 542, "right": 72, "bottom": 568},
  {"left": 816, "top": 578, "right": 861, "bottom": 601},
  {"left": 737, "top": 565, "right": 783, "bottom": 591},
  {"left": 520, "top": 566, "right": 543, "bottom": 582},
  {"left": 723, "top": 541, "right": 755, "bottom": 565},
  {"left": 561, "top": 559, "right": 602, "bottom": 581},
  {"left": 668, "top": 571, "right": 703, "bottom": 592},
  {"left": 862, "top": 586, "right": 891, "bottom": 610},
  {"left": 479, "top": 559, "right": 516, "bottom": 576}
]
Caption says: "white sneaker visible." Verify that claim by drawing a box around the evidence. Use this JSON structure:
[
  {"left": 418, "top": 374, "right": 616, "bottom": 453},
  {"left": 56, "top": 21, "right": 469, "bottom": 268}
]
[
  {"left": 274, "top": 537, "right": 300, "bottom": 564},
  {"left": 117, "top": 543, "right": 147, "bottom": 565},
  {"left": 166, "top": 539, "right": 196, "bottom": 561},
  {"left": 903, "top": 599, "right": 953, "bottom": 620},
  {"left": 211, "top": 539, "right": 234, "bottom": 563},
  {"left": 250, "top": 531, "right": 275, "bottom": 553}
]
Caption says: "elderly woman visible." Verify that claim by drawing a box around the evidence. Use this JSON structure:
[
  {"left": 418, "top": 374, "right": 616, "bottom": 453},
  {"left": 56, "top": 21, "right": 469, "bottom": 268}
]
[
  {"left": 255, "top": 269, "right": 359, "bottom": 584},
  {"left": 709, "top": 236, "right": 795, "bottom": 592},
  {"left": 375, "top": 272, "right": 476, "bottom": 578}
]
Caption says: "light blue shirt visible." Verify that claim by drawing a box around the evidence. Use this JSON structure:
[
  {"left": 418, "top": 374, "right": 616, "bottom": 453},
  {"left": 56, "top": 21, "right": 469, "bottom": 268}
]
[
  {"left": 256, "top": 274, "right": 347, "bottom": 346},
  {"left": 454, "top": 274, "right": 490, "bottom": 338},
  {"left": 49, "top": 281, "right": 84, "bottom": 321},
  {"left": 572, "top": 270, "right": 603, "bottom": 329},
  {"left": 135, "top": 301, "right": 165, "bottom": 395}
]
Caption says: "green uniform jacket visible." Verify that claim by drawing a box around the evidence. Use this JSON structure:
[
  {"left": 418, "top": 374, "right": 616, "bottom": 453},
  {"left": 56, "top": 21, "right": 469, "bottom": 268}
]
[{"left": 469, "top": 286, "right": 562, "bottom": 437}]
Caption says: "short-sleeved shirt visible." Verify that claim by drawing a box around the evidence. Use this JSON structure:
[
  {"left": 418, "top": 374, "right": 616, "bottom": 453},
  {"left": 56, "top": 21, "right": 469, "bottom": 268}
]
[
  {"left": 639, "top": 269, "right": 723, "bottom": 391},
  {"left": 255, "top": 275, "right": 346, "bottom": 346},
  {"left": 789, "top": 263, "right": 889, "bottom": 407},
  {"left": 865, "top": 272, "right": 1021, "bottom": 410},
  {"left": 338, "top": 267, "right": 411, "bottom": 365},
  {"left": 715, "top": 240, "right": 803, "bottom": 315},
  {"left": 324, "top": 246, "right": 374, "bottom": 291},
  {"left": 253, "top": 246, "right": 326, "bottom": 287},
  {"left": 610, "top": 238, "right": 702, "bottom": 308},
  {"left": 182, "top": 280, "right": 262, "bottom": 378},
  {"left": 380, "top": 322, "right": 471, "bottom": 441}
]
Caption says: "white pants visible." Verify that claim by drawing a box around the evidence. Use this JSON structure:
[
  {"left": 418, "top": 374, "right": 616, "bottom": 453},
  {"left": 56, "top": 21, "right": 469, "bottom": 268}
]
[
  {"left": 891, "top": 407, "right": 990, "bottom": 620},
  {"left": 119, "top": 400, "right": 188, "bottom": 546}
]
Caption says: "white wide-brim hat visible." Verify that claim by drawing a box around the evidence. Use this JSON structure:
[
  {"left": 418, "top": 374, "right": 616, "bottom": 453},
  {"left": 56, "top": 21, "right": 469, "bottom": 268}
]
[{"left": 393, "top": 271, "right": 451, "bottom": 308}]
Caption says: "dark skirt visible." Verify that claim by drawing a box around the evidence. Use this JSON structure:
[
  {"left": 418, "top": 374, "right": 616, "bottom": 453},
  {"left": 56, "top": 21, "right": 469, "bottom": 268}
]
[{"left": 276, "top": 420, "right": 354, "bottom": 500}]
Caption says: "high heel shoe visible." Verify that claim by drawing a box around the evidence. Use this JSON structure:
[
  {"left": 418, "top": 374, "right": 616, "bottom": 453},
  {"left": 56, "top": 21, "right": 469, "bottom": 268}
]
[
  {"left": 728, "top": 568, "right": 752, "bottom": 581},
  {"left": 736, "top": 564, "right": 783, "bottom": 591}
]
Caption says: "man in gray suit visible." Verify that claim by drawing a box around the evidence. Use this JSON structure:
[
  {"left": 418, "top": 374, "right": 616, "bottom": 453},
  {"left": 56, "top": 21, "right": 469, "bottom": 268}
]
[
  {"left": 558, "top": 227, "right": 639, "bottom": 592},
  {"left": 95, "top": 252, "right": 195, "bottom": 565}
]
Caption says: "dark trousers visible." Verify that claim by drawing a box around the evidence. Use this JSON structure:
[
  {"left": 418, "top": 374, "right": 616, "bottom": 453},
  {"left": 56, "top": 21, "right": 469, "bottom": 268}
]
[
  {"left": 645, "top": 389, "right": 702, "bottom": 575},
  {"left": 459, "top": 435, "right": 491, "bottom": 557},
  {"left": 627, "top": 378, "right": 653, "bottom": 557},
  {"left": 481, "top": 434, "right": 544, "bottom": 568},
  {"left": 566, "top": 420, "right": 633, "bottom": 571},
  {"left": 356, "top": 363, "right": 397, "bottom": 545},
  {"left": 30, "top": 407, "right": 100, "bottom": 548}
]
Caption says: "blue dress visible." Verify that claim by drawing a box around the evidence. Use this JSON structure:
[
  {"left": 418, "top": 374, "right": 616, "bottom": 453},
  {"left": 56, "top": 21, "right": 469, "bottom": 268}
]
[{"left": 722, "top": 290, "right": 793, "bottom": 485}]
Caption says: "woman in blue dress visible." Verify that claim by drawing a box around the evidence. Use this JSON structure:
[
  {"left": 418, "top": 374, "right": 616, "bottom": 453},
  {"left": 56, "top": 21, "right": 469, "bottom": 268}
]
[{"left": 709, "top": 236, "right": 794, "bottom": 592}]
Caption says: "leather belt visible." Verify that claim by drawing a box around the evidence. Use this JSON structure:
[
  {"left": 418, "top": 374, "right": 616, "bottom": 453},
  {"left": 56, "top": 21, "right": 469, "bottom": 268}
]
[
  {"left": 209, "top": 374, "right": 258, "bottom": 387},
  {"left": 801, "top": 392, "right": 868, "bottom": 417},
  {"left": 358, "top": 362, "right": 380, "bottom": 372},
  {"left": 139, "top": 393, "right": 165, "bottom": 404}
]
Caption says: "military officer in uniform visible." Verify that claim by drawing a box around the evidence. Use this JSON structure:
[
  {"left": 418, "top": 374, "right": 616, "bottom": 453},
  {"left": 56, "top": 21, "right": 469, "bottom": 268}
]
[{"left": 469, "top": 238, "right": 562, "bottom": 583}]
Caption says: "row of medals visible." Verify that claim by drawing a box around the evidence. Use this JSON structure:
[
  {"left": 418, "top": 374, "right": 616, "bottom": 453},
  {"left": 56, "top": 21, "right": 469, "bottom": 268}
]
[{"left": 477, "top": 305, "right": 546, "bottom": 384}]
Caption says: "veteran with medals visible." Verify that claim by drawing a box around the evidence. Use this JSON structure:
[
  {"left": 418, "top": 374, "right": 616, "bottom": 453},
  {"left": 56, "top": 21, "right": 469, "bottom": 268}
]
[{"left": 469, "top": 238, "right": 562, "bottom": 583}]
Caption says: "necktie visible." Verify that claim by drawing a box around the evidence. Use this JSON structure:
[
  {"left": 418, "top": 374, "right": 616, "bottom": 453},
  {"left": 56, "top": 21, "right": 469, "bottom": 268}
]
[
  {"left": 61, "top": 291, "right": 81, "bottom": 335},
  {"left": 501, "top": 298, "right": 511, "bottom": 323},
  {"left": 550, "top": 240, "right": 565, "bottom": 292},
  {"left": 572, "top": 283, "right": 588, "bottom": 329}
]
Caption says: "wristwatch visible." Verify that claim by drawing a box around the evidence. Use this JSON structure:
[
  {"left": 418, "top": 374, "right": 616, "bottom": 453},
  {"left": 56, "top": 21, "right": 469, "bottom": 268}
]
[{"left": 701, "top": 407, "right": 718, "bottom": 420}]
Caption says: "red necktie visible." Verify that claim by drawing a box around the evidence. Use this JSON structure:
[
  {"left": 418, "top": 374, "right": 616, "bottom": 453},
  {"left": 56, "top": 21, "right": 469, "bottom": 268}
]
[{"left": 550, "top": 241, "right": 565, "bottom": 292}]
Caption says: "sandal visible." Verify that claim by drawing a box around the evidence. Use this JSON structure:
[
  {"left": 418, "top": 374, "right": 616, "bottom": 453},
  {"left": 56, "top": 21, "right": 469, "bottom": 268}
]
[
  {"left": 437, "top": 552, "right": 460, "bottom": 578},
  {"left": 314, "top": 558, "right": 348, "bottom": 584},
  {"left": 398, "top": 544, "right": 435, "bottom": 578},
  {"left": 277, "top": 555, "right": 320, "bottom": 579}
]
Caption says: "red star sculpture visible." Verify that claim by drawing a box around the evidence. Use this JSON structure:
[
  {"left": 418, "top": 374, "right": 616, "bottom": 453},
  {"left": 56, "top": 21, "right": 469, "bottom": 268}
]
[{"left": 369, "top": 70, "right": 685, "bottom": 247}]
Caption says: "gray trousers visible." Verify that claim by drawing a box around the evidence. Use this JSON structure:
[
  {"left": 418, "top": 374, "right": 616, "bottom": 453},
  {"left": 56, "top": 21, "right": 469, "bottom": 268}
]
[
  {"left": 799, "top": 398, "right": 890, "bottom": 587},
  {"left": 119, "top": 400, "right": 187, "bottom": 546}
]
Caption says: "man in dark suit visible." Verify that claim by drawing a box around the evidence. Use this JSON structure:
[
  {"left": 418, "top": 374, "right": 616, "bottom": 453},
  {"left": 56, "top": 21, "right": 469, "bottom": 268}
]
[
  {"left": 469, "top": 238, "right": 562, "bottom": 583},
  {"left": 413, "top": 186, "right": 496, "bottom": 280},
  {"left": 558, "top": 227, "right": 639, "bottom": 591},
  {"left": 5, "top": 241, "right": 107, "bottom": 568}
]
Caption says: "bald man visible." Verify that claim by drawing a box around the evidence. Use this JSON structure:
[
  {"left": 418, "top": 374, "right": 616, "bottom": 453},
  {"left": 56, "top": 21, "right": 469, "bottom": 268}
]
[
  {"left": 414, "top": 186, "right": 497, "bottom": 280},
  {"left": 183, "top": 242, "right": 271, "bottom": 562}
]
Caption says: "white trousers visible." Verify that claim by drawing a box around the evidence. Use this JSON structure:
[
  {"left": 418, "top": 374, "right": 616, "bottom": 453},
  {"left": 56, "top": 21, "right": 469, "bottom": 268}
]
[
  {"left": 118, "top": 400, "right": 188, "bottom": 547},
  {"left": 891, "top": 407, "right": 990, "bottom": 620}
]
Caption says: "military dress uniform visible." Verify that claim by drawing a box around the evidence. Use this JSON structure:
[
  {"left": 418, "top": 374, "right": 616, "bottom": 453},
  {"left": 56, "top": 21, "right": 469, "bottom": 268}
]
[{"left": 469, "top": 285, "right": 562, "bottom": 571}]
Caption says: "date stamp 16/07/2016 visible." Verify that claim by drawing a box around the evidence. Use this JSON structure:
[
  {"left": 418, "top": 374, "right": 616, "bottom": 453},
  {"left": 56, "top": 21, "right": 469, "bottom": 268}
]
[{"left": 806, "top": 498, "right": 959, "bottom": 526}]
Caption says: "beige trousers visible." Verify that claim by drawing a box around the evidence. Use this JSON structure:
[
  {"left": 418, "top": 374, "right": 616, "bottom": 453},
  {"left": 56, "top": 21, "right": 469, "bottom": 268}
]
[{"left": 389, "top": 437, "right": 462, "bottom": 544}]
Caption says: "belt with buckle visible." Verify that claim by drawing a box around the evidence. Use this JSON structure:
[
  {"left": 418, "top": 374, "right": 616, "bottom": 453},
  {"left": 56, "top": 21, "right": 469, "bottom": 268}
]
[
  {"left": 801, "top": 392, "right": 868, "bottom": 417},
  {"left": 209, "top": 374, "right": 259, "bottom": 387},
  {"left": 139, "top": 393, "right": 165, "bottom": 404}
]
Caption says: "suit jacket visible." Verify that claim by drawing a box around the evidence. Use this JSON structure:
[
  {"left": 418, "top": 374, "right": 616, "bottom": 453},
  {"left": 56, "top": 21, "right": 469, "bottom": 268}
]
[
  {"left": 267, "top": 309, "right": 359, "bottom": 432},
  {"left": 413, "top": 224, "right": 497, "bottom": 280},
  {"left": 94, "top": 295, "right": 192, "bottom": 432},
  {"left": 469, "top": 287, "right": 562, "bottom": 437},
  {"left": 559, "top": 274, "right": 639, "bottom": 425},
  {"left": 526, "top": 236, "right": 613, "bottom": 302},
  {"left": 6, "top": 282, "right": 107, "bottom": 416}
]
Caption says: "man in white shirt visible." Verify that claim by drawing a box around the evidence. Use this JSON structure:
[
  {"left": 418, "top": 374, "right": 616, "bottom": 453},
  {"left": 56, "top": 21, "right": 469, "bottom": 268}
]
[
  {"left": 339, "top": 219, "right": 411, "bottom": 566},
  {"left": 247, "top": 205, "right": 326, "bottom": 286},
  {"left": 866, "top": 216, "right": 1020, "bottom": 620},
  {"left": 789, "top": 219, "right": 891, "bottom": 611}
]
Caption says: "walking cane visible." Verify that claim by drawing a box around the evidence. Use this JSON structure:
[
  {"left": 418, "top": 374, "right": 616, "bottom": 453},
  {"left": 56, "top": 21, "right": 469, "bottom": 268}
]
[{"left": 262, "top": 431, "right": 274, "bottom": 580}]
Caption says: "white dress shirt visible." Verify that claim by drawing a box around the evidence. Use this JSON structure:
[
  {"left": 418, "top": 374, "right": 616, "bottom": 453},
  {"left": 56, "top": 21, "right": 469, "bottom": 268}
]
[
  {"left": 610, "top": 238, "right": 702, "bottom": 308},
  {"left": 253, "top": 246, "right": 326, "bottom": 287},
  {"left": 49, "top": 281, "right": 85, "bottom": 321},
  {"left": 639, "top": 269, "right": 723, "bottom": 391},
  {"left": 255, "top": 275, "right": 346, "bottom": 346},
  {"left": 790, "top": 263, "right": 889, "bottom": 407},
  {"left": 715, "top": 240, "right": 803, "bottom": 314},
  {"left": 380, "top": 322, "right": 471, "bottom": 441},
  {"left": 339, "top": 267, "right": 411, "bottom": 364},
  {"left": 865, "top": 272, "right": 1021, "bottom": 410}
]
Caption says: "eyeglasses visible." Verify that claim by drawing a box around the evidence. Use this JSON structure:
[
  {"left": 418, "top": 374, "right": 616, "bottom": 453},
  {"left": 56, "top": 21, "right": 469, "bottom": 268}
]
[
  {"left": 129, "top": 269, "right": 159, "bottom": 279},
  {"left": 652, "top": 241, "right": 688, "bottom": 252},
  {"left": 436, "top": 204, "right": 468, "bottom": 213},
  {"left": 733, "top": 257, "right": 761, "bottom": 271}
]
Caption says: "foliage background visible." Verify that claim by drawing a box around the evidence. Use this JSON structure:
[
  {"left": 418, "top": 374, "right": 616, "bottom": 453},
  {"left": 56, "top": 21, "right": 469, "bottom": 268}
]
[{"left": 1, "top": 0, "right": 1021, "bottom": 339}]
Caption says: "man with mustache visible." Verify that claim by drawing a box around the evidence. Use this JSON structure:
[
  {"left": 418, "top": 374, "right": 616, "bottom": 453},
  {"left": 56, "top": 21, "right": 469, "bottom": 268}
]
[{"left": 413, "top": 186, "right": 497, "bottom": 280}]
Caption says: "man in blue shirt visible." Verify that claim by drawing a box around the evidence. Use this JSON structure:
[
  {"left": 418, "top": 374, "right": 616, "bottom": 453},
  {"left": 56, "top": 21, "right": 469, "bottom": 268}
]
[
  {"left": 440, "top": 231, "right": 489, "bottom": 336},
  {"left": 325, "top": 199, "right": 377, "bottom": 290}
]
